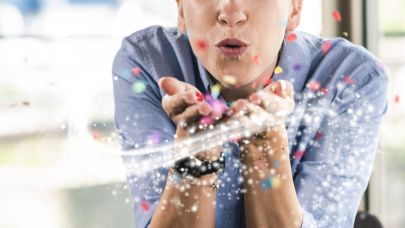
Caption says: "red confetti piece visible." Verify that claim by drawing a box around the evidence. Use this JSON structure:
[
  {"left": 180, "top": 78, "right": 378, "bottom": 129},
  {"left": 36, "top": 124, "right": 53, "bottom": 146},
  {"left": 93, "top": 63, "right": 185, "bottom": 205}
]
[
  {"left": 92, "top": 130, "right": 103, "bottom": 140},
  {"left": 343, "top": 76, "right": 354, "bottom": 84},
  {"left": 286, "top": 33, "right": 297, "bottom": 42},
  {"left": 253, "top": 55, "right": 261, "bottom": 65},
  {"left": 195, "top": 91, "right": 204, "bottom": 102},
  {"left": 321, "top": 87, "right": 329, "bottom": 96},
  {"left": 394, "top": 94, "right": 400, "bottom": 104},
  {"left": 195, "top": 39, "right": 208, "bottom": 51},
  {"left": 22, "top": 101, "right": 30, "bottom": 106},
  {"left": 332, "top": 10, "right": 342, "bottom": 22},
  {"left": 264, "top": 78, "right": 272, "bottom": 86},
  {"left": 316, "top": 131, "right": 323, "bottom": 140},
  {"left": 131, "top": 67, "right": 141, "bottom": 76},
  {"left": 308, "top": 81, "right": 320, "bottom": 92},
  {"left": 140, "top": 200, "right": 150, "bottom": 212},
  {"left": 322, "top": 41, "right": 332, "bottom": 54},
  {"left": 294, "top": 150, "right": 305, "bottom": 160}
]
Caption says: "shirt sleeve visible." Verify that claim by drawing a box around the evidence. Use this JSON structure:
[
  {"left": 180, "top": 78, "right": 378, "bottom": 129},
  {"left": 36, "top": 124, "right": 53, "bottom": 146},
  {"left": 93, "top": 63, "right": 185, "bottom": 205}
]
[
  {"left": 295, "top": 67, "right": 389, "bottom": 228},
  {"left": 112, "top": 38, "right": 176, "bottom": 228}
]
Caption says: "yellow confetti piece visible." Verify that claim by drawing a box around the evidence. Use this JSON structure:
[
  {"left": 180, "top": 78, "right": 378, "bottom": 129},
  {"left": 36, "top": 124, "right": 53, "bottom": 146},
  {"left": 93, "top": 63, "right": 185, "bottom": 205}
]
[
  {"left": 274, "top": 66, "right": 283, "bottom": 74},
  {"left": 211, "top": 83, "right": 221, "bottom": 98},
  {"left": 223, "top": 75, "right": 237, "bottom": 85},
  {"left": 272, "top": 176, "right": 281, "bottom": 189}
]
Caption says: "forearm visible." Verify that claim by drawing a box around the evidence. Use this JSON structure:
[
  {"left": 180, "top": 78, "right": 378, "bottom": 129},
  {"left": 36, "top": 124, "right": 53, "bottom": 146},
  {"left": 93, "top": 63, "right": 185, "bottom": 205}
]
[
  {"left": 150, "top": 170, "right": 217, "bottom": 228},
  {"left": 242, "top": 126, "right": 302, "bottom": 228}
]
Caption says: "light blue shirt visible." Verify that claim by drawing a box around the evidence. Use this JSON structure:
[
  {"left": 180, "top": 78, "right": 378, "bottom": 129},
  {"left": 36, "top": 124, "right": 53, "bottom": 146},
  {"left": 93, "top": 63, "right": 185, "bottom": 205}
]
[{"left": 112, "top": 25, "right": 388, "bottom": 228}]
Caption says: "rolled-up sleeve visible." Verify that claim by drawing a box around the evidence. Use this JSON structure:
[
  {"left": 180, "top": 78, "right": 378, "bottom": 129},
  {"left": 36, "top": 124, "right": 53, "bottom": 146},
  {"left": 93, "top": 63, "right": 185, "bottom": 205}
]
[
  {"left": 112, "top": 37, "right": 176, "bottom": 228},
  {"left": 295, "top": 67, "right": 388, "bottom": 228}
]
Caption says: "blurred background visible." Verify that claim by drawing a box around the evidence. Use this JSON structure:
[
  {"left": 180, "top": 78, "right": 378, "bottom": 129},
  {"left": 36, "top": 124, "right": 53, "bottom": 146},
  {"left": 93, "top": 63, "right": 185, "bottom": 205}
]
[{"left": 0, "top": 0, "right": 403, "bottom": 227}]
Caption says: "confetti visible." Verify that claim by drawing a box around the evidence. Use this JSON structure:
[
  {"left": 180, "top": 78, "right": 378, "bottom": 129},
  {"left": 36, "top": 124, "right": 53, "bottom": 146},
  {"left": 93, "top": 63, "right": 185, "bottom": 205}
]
[
  {"left": 322, "top": 41, "right": 332, "bottom": 54},
  {"left": 286, "top": 33, "right": 297, "bottom": 42},
  {"left": 294, "top": 150, "right": 305, "bottom": 160},
  {"left": 343, "top": 76, "right": 354, "bottom": 84},
  {"left": 147, "top": 131, "right": 161, "bottom": 145},
  {"left": 261, "top": 178, "right": 272, "bottom": 190},
  {"left": 132, "top": 81, "right": 147, "bottom": 93},
  {"left": 342, "top": 31, "right": 349, "bottom": 37},
  {"left": 321, "top": 87, "right": 329, "bottom": 96},
  {"left": 274, "top": 66, "right": 283, "bottom": 74},
  {"left": 195, "top": 39, "right": 208, "bottom": 51},
  {"left": 131, "top": 67, "right": 141, "bottom": 76},
  {"left": 253, "top": 55, "right": 261, "bottom": 65},
  {"left": 140, "top": 200, "right": 150, "bottom": 212},
  {"left": 316, "top": 131, "right": 323, "bottom": 140},
  {"left": 332, "top": 10, "right": 342, "bottom": 22},
  {"left": 394, "top": 94, "right": 400, "bottom": 104},
  {"left": 199, "top": 116, "right": 214, "bottom": 126},
  {"left": 264, "top": 78, "right": 272, "bottom": 86},
  {"left": 211, "top": 83, "right": 221, "bottom": 99},
  {"left": 293, "top": 63, "right": 302, "bottom": 71},
  {"left": 307, "top": 81, "right": 320, "bottom": 91},
  {"left": 223, "top": 75, "right": 237, "bottom": 85},
  {"left": 92, "top": 130, "right": 103, "bottom": 140},
  {"left": 195, "top": 91, "right": 204, "bottom": 102}
]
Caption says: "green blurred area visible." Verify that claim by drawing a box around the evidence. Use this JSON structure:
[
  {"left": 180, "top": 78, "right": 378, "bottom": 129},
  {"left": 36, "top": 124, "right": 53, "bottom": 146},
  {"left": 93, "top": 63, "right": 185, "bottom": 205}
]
[{"left": 380, "top": 0, "right": 405, "bottom": 36}]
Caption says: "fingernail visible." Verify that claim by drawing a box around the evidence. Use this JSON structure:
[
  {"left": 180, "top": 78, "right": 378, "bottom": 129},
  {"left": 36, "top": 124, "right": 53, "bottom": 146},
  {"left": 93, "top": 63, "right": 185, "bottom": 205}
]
[{"left": 195, "top": 91, "right": 204, "bottom": 102}]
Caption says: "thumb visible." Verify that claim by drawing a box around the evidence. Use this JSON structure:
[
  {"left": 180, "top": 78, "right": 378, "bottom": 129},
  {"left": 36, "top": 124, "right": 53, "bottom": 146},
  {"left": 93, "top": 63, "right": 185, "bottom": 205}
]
[{"left": 158, "top": 76, "right": 186, "bottom": 96}]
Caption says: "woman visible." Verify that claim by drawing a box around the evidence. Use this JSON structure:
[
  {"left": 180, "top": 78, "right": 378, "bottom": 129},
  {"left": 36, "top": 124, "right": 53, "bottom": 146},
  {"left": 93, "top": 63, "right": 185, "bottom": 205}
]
[{"left": 112, "top": 0, "right": 388, "bottom": 227}]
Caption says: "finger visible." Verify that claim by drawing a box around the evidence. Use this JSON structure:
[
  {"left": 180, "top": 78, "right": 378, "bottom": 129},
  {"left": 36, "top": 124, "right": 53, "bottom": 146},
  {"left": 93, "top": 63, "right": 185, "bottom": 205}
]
[
  {"left": 173, "top": 102, "right": 212, "bottom": 128},
  {"left": 158, "top": 77, "right": 186, "bottom": 96},
  {"left": 162, "top": 92, "right": 193, "bottom": 117}
]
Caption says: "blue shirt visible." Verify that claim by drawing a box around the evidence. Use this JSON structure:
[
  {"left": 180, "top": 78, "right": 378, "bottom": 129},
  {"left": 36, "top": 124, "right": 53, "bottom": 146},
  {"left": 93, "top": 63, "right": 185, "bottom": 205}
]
[{"left": 112, "top": 25, "right": 388, "bottom": 228}]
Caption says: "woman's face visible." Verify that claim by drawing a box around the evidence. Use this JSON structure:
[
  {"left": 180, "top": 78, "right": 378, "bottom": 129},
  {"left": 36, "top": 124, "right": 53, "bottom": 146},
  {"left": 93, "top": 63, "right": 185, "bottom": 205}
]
[{"left": 176, "top": 0, "right": 300, "bottom": 88}]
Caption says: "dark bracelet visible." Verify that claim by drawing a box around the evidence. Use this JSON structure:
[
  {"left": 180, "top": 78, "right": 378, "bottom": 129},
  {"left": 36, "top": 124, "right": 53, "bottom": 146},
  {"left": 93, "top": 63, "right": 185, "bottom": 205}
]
[{"left": 172, "top": 154, "right": 225, "bottom": 178}]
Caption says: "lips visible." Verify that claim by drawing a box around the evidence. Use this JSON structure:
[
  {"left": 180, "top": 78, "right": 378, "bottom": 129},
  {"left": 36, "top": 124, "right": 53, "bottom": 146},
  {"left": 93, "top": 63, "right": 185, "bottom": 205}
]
[{"left": 215, "top": 38, "right": 249, "bottom": 58}]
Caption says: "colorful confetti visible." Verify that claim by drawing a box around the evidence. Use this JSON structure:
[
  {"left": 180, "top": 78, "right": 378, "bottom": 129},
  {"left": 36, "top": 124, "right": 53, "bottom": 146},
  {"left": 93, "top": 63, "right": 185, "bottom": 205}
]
[
  {"left": 223, "top": 75, "right": 237, "bottom": 85},
  {"left": 286, "top": 33, "right": 297, "bottom": 42},
  {"left": 321, "top": 87, "right": 329, "bottom": 96},
  {"left": 253, "top": 55, "right": 261, "bottom": 65},
  {"left": 394, "top": 94, "right": 400, "bottom": 104},
  {"left": 274, "top": 66, "right": 283, "bottom": 74},
  {"left": 343, "top": 76, "right": 354, "bottom": 84},
  {"left": 140, "top": 200, "right": 150, "bottom": 212},
  {"left": 294, "top": 150, "right": 305, "bottom": 160},
  {"left": 195, "top": 39, "right": 208, "bottom": 51},
  {"left": 307, "top": 81, "right": 320, "bottom": 92},
  {"left": 332, "top": 10, "right": 342, "bottom": 22},
  {"left": 322, "top": 41, "right": 332, "bottom": 54},
  {"left": 131, "top": 67, "right": 141, "bottom": 76},
  {"left": 147, "top": 131, "right": 161, "bottom": 145},
  {"left": 316, "top": 131, "right": 323, "bottom": 140},
  {"left": 261, "top": 178, "right": 272, "bottom": 190},
  {"left": 132, "top": 81, "right": 147, "bottom": 93},
  {"left": 211, "top": 83, "right": 221, "bottom": 99},
  {"left": 293, "top": 63, "right": 302, "bottom": 71}
]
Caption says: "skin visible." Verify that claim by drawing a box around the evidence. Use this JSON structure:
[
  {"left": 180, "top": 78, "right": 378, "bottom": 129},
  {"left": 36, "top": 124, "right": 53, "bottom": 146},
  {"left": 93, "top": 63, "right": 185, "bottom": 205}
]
[{"left": 150, "top": 0, "right": 303, "bottom": 227}]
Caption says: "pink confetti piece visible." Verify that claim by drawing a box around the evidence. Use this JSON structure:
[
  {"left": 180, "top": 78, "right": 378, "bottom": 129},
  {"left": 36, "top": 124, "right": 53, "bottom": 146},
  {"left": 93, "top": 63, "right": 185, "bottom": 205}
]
[
  {"left": 253, "top": 55, "right": 261, "bottom": 65},
  {"left": 322, "top": 41, "right": 332, "bottom": 54},
  {"left": 332, "top": 10, "right": 342, "bottom": 22},
  {"left": 195, "top": 39, "right": 208, "bottom": 51},
  {"left": 321, "top": 87, "right": 329, "bottom": 96},
  {"left": 131, "top": 67, "right": 141, "bottom": 76},
  {"left": 286, "top": 33, "right": 297, "bottom": 42},
  {"left": 294, "top": 150, "right": 305, "bottom": 160},
  {"left": 343, "top": 76, "right": 354, "bottom": 84},
  {"left": 394, "top": 94, "right": 400, "bottom": 104},
  {"left": 308, "top": 81, "right": 320, "bottom": 92},
  {"left": 316, "top": 131, "right": 323, "bottom": 140},
  {"left": 140, "top": 200, "right": 150, "bottom": 212}
]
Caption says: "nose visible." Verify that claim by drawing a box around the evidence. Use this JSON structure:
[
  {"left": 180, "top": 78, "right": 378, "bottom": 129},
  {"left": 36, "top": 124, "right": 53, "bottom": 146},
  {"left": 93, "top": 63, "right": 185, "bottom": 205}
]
[{"left": 217, "top": 1, "right": 248, "bottom": 27}]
